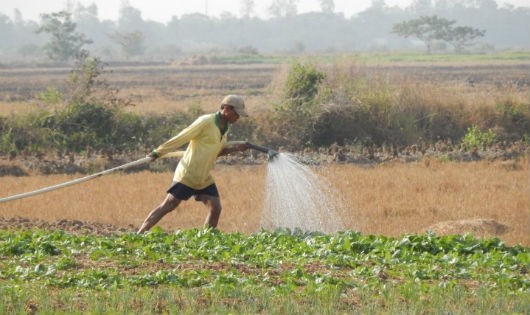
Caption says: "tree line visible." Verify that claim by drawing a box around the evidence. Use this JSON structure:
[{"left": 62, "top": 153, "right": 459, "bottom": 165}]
[{"left": 0, "top": 0, "right": 529, "bottom": 62}]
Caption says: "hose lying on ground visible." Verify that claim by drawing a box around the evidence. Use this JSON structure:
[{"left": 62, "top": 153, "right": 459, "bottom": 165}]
[{"left": 0, "top": 157, "right": 154, "bottom": 203}]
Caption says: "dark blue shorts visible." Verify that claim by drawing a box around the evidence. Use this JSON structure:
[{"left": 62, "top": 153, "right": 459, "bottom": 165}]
[{"left": 167, "top": 182, "right": 219, "bottom": 201}]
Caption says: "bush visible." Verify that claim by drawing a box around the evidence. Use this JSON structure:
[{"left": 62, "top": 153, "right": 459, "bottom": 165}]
[
  {"left": 45, "top": 102, "right": 116, "bottom": 153},
  {"left": 461, "top": 125, "right": 496, "bottom": 151},
  {"left": 0, "top": 102, "right": 200, "bottom": 157},
  {"left": 279, "top": 61, "right": 529, "bottom": 149},
  {"left": 310, "top": 103, "right": 370, "bottom": 147},
  {"left": 270, "top": 62, "right": 326, "bottom": 149},
  {"left": 0, "top": 111, "right": 52, "bottom": 156},
  {"left": 496, "top": 100, "right": 530, "bottom": 140},
  {"left": 37, "top": 88, "right": 63, "bottom": 105}
]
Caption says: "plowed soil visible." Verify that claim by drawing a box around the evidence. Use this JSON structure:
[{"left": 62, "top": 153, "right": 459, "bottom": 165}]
[{"left": 0, "top": 216, "right": 136, "bottom": 236}]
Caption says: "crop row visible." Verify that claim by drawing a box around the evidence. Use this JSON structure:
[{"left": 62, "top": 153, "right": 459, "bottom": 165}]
[{"left": 0, "top": 228, "right": 528, "bottom": 293}]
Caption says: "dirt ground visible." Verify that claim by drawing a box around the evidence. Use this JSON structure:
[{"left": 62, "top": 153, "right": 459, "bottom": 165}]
[
  {"left": 0, "top": 216, "right": 519, "bottom": 247},
  {"left": 0, "top": 216, "right": 136, "bottom": 236}
]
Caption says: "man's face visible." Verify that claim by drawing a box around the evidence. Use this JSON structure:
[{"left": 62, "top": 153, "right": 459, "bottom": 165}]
[{"left": 221, "top": 105, "right": 240, "bottom": 123}]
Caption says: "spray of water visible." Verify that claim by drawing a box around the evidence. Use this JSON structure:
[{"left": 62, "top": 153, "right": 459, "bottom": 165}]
[{"left": 260, "top": 153, "right": 346, "bottom": 233}]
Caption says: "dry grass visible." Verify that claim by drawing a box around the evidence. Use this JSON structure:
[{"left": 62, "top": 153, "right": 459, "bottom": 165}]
[
  {"left": 2, "top": 62, "right": 528, "bottom": 118},
  {"left": 0, "top": 64, "right": 277, "bottom": 115},
  {"left": 318, "top": 159, "right": 530, "bottom": 246},
  {"left": 1, "top": 160, "right": 528, "bottom": 246}
]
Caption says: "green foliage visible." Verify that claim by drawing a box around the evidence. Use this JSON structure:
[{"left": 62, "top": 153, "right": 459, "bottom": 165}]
[
  {"left": 36, "top": 11, "right": 93, "bottom": 62},
  {"left": 46, "top": 102, "right": 117, "bottom": 152},
  {"left": 66, "top": 51, "right": 103, "bottom": 104},
  {"left": 66, "top": 51, "right": 131, "bottom": 107},
  {"left": 0, "top": 50, "right": 152, "bottom": 156},
  {"left": 0, "top": 111, "right": 52, "bottom": 155},
  {"left": 461, "top": 125, "right": 496, "bottom": 150},
  {"left": 309, "top": 72, "right": 421, "bottom": 147},
  {"left": 37, "top": 87, "right": 63, "bottom": 105},
  {"left": 3, "top": 56, "right": 530, "bottom": 157},
  {"left": 392, "top": 15, "right": 485, "bottom": 53},
  {"left": 497, "top": 100, "right": 530, "bottom": 138},
  {"left": 272, "top": 62, "right": 326, "bottom": 148},
  {"left": 449, "top": 26, "right": 486, "bottom": 53},
  {"left": 283, "top": 62, "right": 325, "bottom": 105},
  {"left": 0, "top": 229, "right": 528, "bottom": 313},
  {"left": 280, "top": 60, "right": 530, "bottom": 148},
  {"left": 392, "top": 15, "right": 454, "bottom": 54},
  {"left": 0, "top": 103, "right": 196, "bottom": 157},
  {"left": 0, "top": 123, "right": 17, "bottom": 154}
]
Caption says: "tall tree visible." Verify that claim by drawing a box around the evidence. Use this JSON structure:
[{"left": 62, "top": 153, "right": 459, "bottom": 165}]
[
  {"left": 447, "top": 26, "right": 486, "bottom": 52},
  {"left": 36, "top": 11, "right": 92, "bottom": 62},
  {"left": 392, "top": 15, "right": 485, "bottom": 53},
  {"left": 118, "top": 1, "right": 143, "bottom": 30},
  {"left": 392, "top": 15, "right": 454, "bottom": 53},
  {"left": 319, "top": 0, "right": 335, "bottom": 13},
  {"left": 412, "top": 0, "right": 434, "bottom": 15},
  {"left": 13, "top": 9, "right": 23, "bottom": 25},
  {"left": 268, "top": 0, "right": 299, "bottom": 18},
  {"left": 0, "top": 14, "right": 13, "bottom": 50},
  {"left": 370, "top": 0, "right": 386, "bottom": 10},
  {"left": 240, "top": 0, "right": 255, "bottom": 18}
]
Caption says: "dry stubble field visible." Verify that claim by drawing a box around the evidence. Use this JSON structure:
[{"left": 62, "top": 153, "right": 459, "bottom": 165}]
[{"left": 0, "top": 158, "right": 528, "bottom": 246}]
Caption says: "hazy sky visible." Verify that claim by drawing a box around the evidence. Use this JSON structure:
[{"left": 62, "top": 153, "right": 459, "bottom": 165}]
[{"left": 2, "top": 0, "right": 529, "bottom": 22}]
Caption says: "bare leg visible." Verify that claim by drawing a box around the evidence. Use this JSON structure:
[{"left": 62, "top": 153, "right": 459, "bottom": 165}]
[
  {"left": 198, "top": 195, "right": 222, "bottom": 228},
  {"left": 137, "top": 194, "right": 181, "bottom": 233}
]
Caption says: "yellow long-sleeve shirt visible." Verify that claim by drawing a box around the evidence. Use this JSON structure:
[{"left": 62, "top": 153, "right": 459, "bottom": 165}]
[{"left": 154, "top": 112, "right": 228, "bottom": 189}]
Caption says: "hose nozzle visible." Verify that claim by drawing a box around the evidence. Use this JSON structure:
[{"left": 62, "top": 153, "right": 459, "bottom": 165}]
[
  {"left": 267, "top": 149, "right": 279, "bottom": 160},
  {"left": 246, "top": 142, "right": 279, "bottom": 160}
]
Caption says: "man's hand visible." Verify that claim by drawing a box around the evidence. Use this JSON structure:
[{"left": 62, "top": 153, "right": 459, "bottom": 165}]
[{"left": 147, "top": 150, "right": 160, "bottom": 161}]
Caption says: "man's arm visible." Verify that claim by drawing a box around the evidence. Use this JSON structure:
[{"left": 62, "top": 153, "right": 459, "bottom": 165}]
[
  {"left": 151, "top": 116, "right": 208, "bottom": 158},
  {"left": 218, "top": 141, "right": 249, "bottom": 157}
]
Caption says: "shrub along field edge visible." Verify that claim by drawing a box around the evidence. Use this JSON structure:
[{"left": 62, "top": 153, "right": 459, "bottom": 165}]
[{"left": 1, "top": 58, "right": 529, "bottom": 160}]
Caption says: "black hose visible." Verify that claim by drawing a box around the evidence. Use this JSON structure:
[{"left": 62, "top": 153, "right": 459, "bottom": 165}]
[
  {"left": 246, "top": 142, "right": 271, "bottom": 153},
  {"left": 246, "top": 142, "right": 279, "bottom": 160}
]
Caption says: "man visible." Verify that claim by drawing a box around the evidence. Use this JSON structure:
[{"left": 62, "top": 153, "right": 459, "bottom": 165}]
[{"left": 137, "top": 95, "right": 250, "bottom": 233}]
